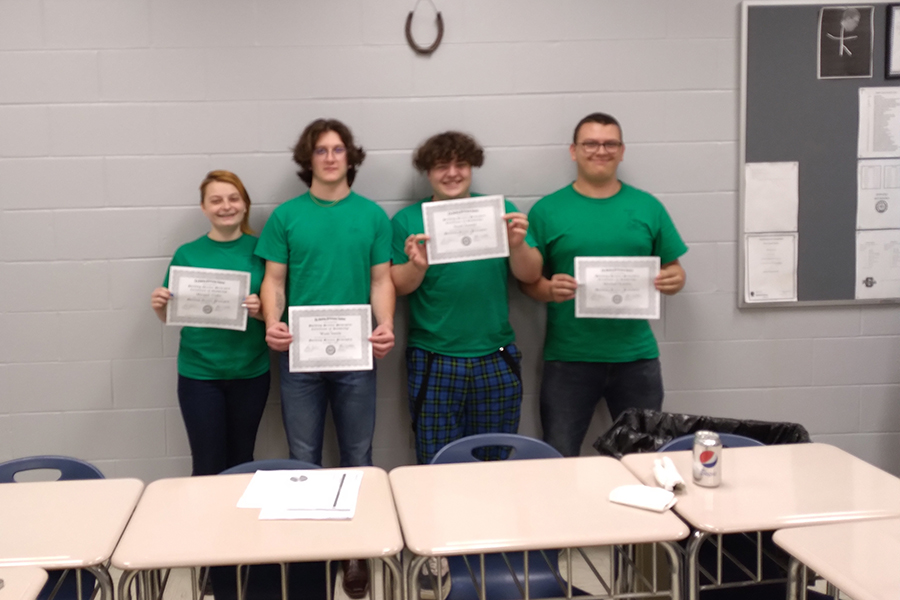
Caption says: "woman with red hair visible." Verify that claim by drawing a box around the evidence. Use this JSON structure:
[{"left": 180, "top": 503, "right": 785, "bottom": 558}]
[{"left": 151, "top": 170, "right": 270, "bottom": 475}]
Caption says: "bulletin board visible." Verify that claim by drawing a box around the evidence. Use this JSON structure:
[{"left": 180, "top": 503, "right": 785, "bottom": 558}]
[{"left": 740, "top": 0, "right": 900, "bottom": 307}]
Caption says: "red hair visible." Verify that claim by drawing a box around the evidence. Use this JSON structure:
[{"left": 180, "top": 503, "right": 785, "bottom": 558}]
[{"left": 199, "top": 170, "right": 253, "bottom": 235}]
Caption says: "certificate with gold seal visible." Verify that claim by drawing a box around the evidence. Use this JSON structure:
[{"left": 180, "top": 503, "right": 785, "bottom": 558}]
[
  {"left": 422, "top": 195, "right": 509, "bottom": 265},
  {"left": 288, "top": 305, "right": 373, "bottom": 373},
  {"left": 574, "top": 256, "right": 661, "bottom": 319},
  {"left": 166, "top": 266, "right": 250, "bottom": 330}
]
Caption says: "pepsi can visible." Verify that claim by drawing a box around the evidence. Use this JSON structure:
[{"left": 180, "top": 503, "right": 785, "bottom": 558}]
[{"left": 692, "top": 430, "right": 722, "bottom": 487}]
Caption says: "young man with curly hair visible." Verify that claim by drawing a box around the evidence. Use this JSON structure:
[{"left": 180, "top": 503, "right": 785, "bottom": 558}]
[{"left": 391, "top": 131, "right": 543, "bottom": 465}]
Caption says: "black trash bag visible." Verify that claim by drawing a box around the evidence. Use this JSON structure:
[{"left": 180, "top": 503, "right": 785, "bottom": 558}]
[{"left": 593, "top": 408, "right": 811, "bottom": 458}]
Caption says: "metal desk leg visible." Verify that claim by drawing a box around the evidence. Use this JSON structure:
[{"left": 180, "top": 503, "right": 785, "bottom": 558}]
[
  {"left": 85, "top": 566, "right": 113, "bottom": 600},
  {"left": 117, "top": 571, "right": 139, "bottom": 600},
  {"left": 686, "top": 530, "right": 711, "bottom": 600},
  {"left": 407, "top": 555, "right": 428, "bottom": 600},
  {"left": 380, "top": 555, "right": 404, "bottom": 600},
  {"left": 659, "top": 542, "right": 683, "bottom": 600}
]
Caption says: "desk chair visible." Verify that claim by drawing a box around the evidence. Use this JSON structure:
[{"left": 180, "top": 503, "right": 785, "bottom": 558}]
[
  {"left": 657, "top": 433, "right": 763, "bottom": 452},
  {"left": 0, "top": 456, "right": 102, "bottom": 600},
  {"left": 209, "top": 459, "right": 330, "bottom": 600},
  {"left": 430, "top": 434, "right": 584, "bottom": 600}
]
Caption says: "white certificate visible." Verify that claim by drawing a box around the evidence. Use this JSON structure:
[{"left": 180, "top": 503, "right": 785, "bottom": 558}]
[
  {"left": 857, "top": 158, "right": 900, "bottom": 229},
  {"left": 858, "top": 87, "right": 900, "bottom": 159},
  {"left": 288, "top": 305, "right": 372, "bottom": 373},
  {"left": 422, "top": 195, "right": 509, "bottom": 265},
  {"left": 744, "top": 234, "right": 798, "bottom": 303},
  {"left": 744, "top": 162, "right": 799, "bottom": 233},
  {"left": 166, "top": 266, "right": 250, "bottom": 331},
  {"left": 574, "top": 256, "right": 660, "bottom": 320},
  {"left": 856, "top": 229, "right": 900, "bottom": 299}
]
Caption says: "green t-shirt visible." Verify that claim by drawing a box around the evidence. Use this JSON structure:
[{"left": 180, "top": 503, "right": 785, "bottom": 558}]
[
  {"left": 255, "top": 191, "right": 391, "bottom": 309},
  {"left": 163, "top": 234, "right": 270, "bottom": 380},
  {"left": 529, "top": 183, "right": 688, "bottom": 363},
  {"left": 392, "top": 197, "right": 536, "bottom": 357}
]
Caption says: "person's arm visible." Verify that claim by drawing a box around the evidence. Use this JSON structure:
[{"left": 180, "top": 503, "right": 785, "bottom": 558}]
[
  {"left": 504, "top": 212, "right": 542, "bottom": 284},
  {"left": 369, "top": 262, "right": 396, "bottom": 359},
  {"left": 260, "top": 260, "right": 292, "bottom": 351},
  {"left": 520, "top": 273, "right": 578, "bottom": 303},
  {"left": 655, "top": 259, "right": 686, "bottom": 295},
  {"left": 390, "top": 233, "right": 429, "bottom": 296},
  {"left": 150, "top": 287, "right": 171, "bottom": 322}
]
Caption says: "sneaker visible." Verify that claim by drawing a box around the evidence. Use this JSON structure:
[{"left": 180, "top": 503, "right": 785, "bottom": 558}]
[{"left": 418, "top": 557, "right": 451, "bottom": 600}]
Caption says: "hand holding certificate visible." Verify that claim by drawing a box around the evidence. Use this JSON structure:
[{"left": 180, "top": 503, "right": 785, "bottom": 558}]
[
  {"left": 288, "top": 305, "right": 373, "bottom": 372},
  {"left": 422, "top": 195, "right": 509, "bottom": 265},
  {"left": 574, "top": 257, "right": 661, "bottom": 319},
  {"left": 166, "top": 266, "right": 250, "bottom": 330}
]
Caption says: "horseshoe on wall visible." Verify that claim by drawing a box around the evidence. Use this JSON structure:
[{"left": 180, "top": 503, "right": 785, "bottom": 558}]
[{"left": 405, "top": 0, "right": 443, "bottom": 56}]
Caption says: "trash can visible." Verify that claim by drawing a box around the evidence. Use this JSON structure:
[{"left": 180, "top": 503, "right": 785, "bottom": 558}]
[
  {"left": 594, "top": 409, "right": 813, "bottom": 599},
  {"left": 593, "top": 408, "right": 811, "bottom": 458}
]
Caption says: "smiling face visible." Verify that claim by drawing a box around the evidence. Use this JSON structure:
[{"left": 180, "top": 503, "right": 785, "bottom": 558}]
[
  {"left": 427, "top": 158, "right": 472, "bottom": 200},
  {"left": 570, "top": 122, "right": 625, "bottom": 186},
  {"left": 311, "top": 130, "right": 349, "bottom": 186},
  {"left": 201, "top": 181, "right": 247, "bottom": 232}
]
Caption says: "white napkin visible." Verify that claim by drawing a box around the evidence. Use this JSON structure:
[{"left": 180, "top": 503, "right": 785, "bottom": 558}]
[
  {"left": 609, "top": 484, "right": 677, "bottom": 512},
  {"left": 653, "top": 456, "right": 685, "bottom": 492}
]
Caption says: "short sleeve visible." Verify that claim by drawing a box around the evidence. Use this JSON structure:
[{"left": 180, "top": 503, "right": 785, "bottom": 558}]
[
  {"left": 371, "top": 207, "right": 392, "bottom": 266},
  {"left": 527, "top": 201, "right": 548, "bottom": 259},
  {"left": 653, "top": 203, "right": 688, "bottom": 264},
  {"left": 391, "top": 212, "right": 411, "bottom": 265},
  {"left": 254, "top": 209, "right": 288, "bottom": 264}
]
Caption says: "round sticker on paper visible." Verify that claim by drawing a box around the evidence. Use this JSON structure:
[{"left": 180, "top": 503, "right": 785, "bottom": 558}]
[{"left": 326, "top": 345, "right": 336, "bottom": 355}]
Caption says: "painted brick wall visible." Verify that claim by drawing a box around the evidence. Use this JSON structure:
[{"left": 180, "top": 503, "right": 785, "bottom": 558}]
[{"left": 2, "top": 0, "right": 898, "bottom": 480}]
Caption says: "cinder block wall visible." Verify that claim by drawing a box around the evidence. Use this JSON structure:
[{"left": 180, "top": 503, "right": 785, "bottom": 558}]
[{"left": 2, "top": 0, "right": 898, "bottom": 479}]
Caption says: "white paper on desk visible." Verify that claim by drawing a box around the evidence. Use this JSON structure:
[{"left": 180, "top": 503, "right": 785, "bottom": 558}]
[
  {"left": 744, "top": 162, "right": 799, "bottom": 233},
  {"left": 858, "top": 88, "right": 900, "bottom": 159},
  {"left": 238, "top": 469, "right": 363, "bottom": 520},
  {"left": 857, "top": 159, "right": 900, "bottom": 229},
  {"left": 856, "top": 229, "right": 900, "bottom": 299},
  {"left": 745, "top": 234, "right": 798, "bottom": 303}
]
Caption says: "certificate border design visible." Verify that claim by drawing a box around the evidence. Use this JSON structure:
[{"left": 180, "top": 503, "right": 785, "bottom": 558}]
[
  {"left": 288, "top": 304, "right": 373, "bottom": 373},
  {"left": 574, "top": 256, "right": 661, "bottom": 320},
  {"left": 166, "top": 266, "right": 250, "bottom": 331},
  {"left": 422, "top": 195, "right": 510, "bottom": 265}
]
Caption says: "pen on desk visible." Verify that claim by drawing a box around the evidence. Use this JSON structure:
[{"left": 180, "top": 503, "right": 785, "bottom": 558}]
[{"left": 333, "top": 473, "right": 346, "bottom": 508}]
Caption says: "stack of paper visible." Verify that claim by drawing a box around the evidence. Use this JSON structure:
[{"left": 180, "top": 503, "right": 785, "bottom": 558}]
[{"left": 237, "top": 469, "right": 363, "bottom": 521}]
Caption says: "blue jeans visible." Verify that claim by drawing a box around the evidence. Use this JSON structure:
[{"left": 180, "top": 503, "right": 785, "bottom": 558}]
[
  {"left": 177, "top": 372, "right": 270, "bottom": 476},
  {"left": 540, "top": 358, "right": 664, "bottom": 457},
  {"left": 278, "top": 352, "right": 377, "bottom": 467}
]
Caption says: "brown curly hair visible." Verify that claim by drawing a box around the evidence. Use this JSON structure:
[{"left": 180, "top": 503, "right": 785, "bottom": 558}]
[
  {"left": 413, "top": 131, "right": 485, "bottom": 172},
  {"left": 292, "top": 119, "right": 366, "bottom": 187}
]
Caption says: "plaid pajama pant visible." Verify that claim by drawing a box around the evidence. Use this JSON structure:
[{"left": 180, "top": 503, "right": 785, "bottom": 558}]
[{"left": 407, "top": 344, "right": 523, "bottom": 464}]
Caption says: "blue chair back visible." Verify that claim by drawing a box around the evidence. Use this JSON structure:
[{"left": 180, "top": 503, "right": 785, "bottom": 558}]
[
  {"left": 220, "top": 459, "right": 320, "bottom": 474},
  {"left": 0, "top": 455, "right": 104, "bottom": 482},
  {"left": 658, "top": 433, "right": 764, "bottom": 452},
  {"left": 431, "top": 433, "right": 562, "bottom": 464}
]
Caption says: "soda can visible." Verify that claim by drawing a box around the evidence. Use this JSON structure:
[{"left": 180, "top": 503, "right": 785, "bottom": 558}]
[{"left": 692, "top": 430, "right": 722, "bottom": 487}]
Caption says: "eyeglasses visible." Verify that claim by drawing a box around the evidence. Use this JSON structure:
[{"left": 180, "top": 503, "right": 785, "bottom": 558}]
[
  {"left": 578, "top": 140, "right": 623, "bottom": 154},
  {"left": 313, "top": 146, "right": 346, "bottom": 157}
]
